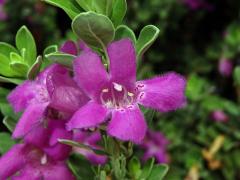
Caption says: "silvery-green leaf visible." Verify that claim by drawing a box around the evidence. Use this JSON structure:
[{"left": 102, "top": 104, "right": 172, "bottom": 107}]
[{"left": 72, "top": 12, "right": 115, "bottom": 48}]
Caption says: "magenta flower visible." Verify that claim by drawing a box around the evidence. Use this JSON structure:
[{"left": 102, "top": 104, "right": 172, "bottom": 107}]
[
  {"left": 60, "top": 40, "right": 90, "bottom": 56},
  {"left": 210, "top": 110, "right": 229, "bottom": 122},
  {"left": 0, "top": 144, "right": 75, "bottom": 180},
  {"left": 24, "top": 118, "right": 73, "bottom": 161},
  {"left": 182, "top": 0, "right": 213, "bottom": 11},
  {"left": 73, "top": 131, "right": 107, "bottom": 165},
  {"left": 8, "top": 64, "right": 89, "bottom": 140},
  {"left": 0, "top": 0, "right": 6, "bottom": 20},
  {"left": 218, "top": 58, "right": 233, "bottom": 77},
  {"left": 141, "top": 130, "right": 170, "bottom": 164},
  {"left": 67, "top": 39, "right": 186, "bottom": 143}
]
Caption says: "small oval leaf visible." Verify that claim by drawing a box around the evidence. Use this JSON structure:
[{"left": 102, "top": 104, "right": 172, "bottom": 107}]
[
  {"left": 115, "top": 25, "right": 136, "bottom": 44},
  {"left": 136, "top": 25, "right": 160, "bottom": 58},
  {"left": 45, "top": 52, "right": 76, "bottom": 68},
  {"left": 72, "top": 11, "right": 115, "bottom": 48},
  {"left": 16, "top": 26, "right": 37, "bottom": 66}
]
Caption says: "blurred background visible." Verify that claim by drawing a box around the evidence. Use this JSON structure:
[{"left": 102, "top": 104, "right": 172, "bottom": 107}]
[{"left": 0, "top": 0, "right": 240, "bottom": 179}]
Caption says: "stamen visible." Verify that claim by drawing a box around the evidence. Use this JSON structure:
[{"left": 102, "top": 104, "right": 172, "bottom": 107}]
[
  {"left": 113, "top": 82, "right": 123, "bottom": 92},
  {"left": 41, "top": 154, "right": 47, "bottom": 165},
  {"left": 102, "top": 88, "right": 109, "bottom": 93},
  {"left": 128, "top": 92, "right": 134, "bottom": 97}
]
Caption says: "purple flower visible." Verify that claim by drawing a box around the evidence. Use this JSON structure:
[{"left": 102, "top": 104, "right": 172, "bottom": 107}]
[
  {"left": 67, "top": 39, "right": 186, "bottom": 143},
  {"left": 0, "top": 0, "right": 6, "bottom": 20},
  {"left": 0, "top": 144, "right": 75, "bottom": 180},
  {"left": 210, "top": 110, "right": 229, "bottom": 122},
  {"left": 60, "top": 40, "right": 91, "bottom": 56},
  {"left": 73, "top": 131, "right": 107, "bottom": 165},
  {"left": 182, "top": 0, "right": 213, "bottom": 11},
  {"left": 141, "top": 130, "right": 170, "bottom": 164},
  {"left": 24, "top": 118, "right": 73, "bottom": 161},
  {"left": 8, "top": 64, "right": 89, "bottom": 140},
  {"left": 218, "top": 58, "right": 233, "bottom": 77}
]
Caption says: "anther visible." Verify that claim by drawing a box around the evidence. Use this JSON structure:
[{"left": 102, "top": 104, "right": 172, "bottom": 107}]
[
  {"left": 113, "top": 82, "right": 123, "bottom": 92},
  {"left": 41, "top": 154, "right": 47, "bottom": 165}
]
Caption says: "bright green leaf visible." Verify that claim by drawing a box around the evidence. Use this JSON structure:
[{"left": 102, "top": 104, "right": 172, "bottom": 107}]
[
  {"left": 0, "top": 54, "right": 19, "bottom": 77},
  {"left": 15, "top": 26, "right": 37, "bottom": 65},
  {"left": 0, "top": 76, "right": 23, "bottom": 84},
  {"left": 128, "top": 156, "right": 142, "bottom": 179},
  {"left": 148, "top": 164, "right": 169, "bottom": 180},
  {"left": 93, "top": 0, "right": 113, "bottom": 16},
  {"left": 72, "top": 12, "right": 115, "bottom": 48},
  {"left": 0, "top": 42, "right": 18, "bottom": 58},
  {"left": 115, "top": 25, "right": 136, "bottom": 44},
  {"left": 43, "top": 45, "right": 58, "bottom": 56},
  {"left": 136, "top": 25, "right": 160, "bottom": 58},
  {"left": 140, "top": 158, "right": 155, "bottom": 179},
  {"left": 10, "top": 62, "right": 29, "bottom": 76},
  {"left": 0, "top": 132, "right": 15, "bottom": 154},
  {"left": 111, "top": 0, "right": 127, "bottom": 27},
  {"left": 43, "top": 0, "right": 82, "bottom": 19},
  {"left": 76, "top": 0, "right": 93, "bottom": 11}
]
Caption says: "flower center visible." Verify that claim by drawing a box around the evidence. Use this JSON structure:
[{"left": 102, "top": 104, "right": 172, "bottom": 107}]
[
  {"left": 100, "top": 82, "right": 135, "bottom": 109},
  {"left": 40, "top": 154, "right": 48, "bottom": 165}
]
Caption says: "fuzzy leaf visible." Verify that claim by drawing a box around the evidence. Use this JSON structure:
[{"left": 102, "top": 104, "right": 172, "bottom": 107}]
[
  {"left": 3, "top": 116, "right": 17, "bottom": 132},
  {"left": 72, "top": 12, "right": 115, "bottom": 48},
  {"left": 128, "top": 156, "right": 142, "bottom": 179},
  {"left": 140, "top": 158, "right": 155, "bottom": 179},
  {"left": 0, "top": 54, "right": 20, "bottom": 77},
  {"left": 15, "top": 26, "right": 37, "bottom": 66},
  {"left": 75, "top": 0, "right": 93, "bottom": 11},
  {"left": 111, "top": 0, "right": 127, "bottom": 27},
  {"left": 136, "top": 25, "right": 160, "bottom": 58},
  {"left": 45, "top": 52, "right": 76, "bottom": 68},
  {"left": 0, "top": 42, "right": 18, "bottom": 58},
  {"left": 27, "top": 56, "right": 42, "bottom": 80},
  {"left": 93, "top": 0, "right": 113, "bottom": 16},
  {"left": 0, "top": 132, "right": 15, "bottom": 154},
  {"left": 0, "top": 76, "right": 23, "bottom": 84},
  {"left": 115, "top": 25, "right": 136, "bottom": 44},
  {"left": 148, "top": 164, "right": 169, "bottom": 180},
  {"left": 43, "top": 0, "right": 82, "bottom": 19}
]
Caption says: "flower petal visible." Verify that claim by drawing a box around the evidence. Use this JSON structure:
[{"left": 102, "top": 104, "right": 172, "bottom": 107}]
[
  {"left": 46, "top": 64, "right": 89, "bottom": 113},
  {"left": 108, "top": 39, "right": 136, "bottom": 89},
  {"left": 137, "top": 72, "right": 187, "bottom": 112},
  {"left": 60, "top": 40, "right": 78, "bottom": 55},
  {"left": 0, "top": 144, "right": 26, "bottom": 179},
  {"left": 73, "top": 51, "right": 109, "bottom": 99},
  {"left": 67, "top": 101, "right": 108, "bottom": 130},
  {"left": 12, "top": 103, "right": 48, "bottom": 138},
  {"left": 42, "top": 162, "right": 75, "bottom": 180},
  {"left": 107, "top": 106, "right": 147, "bottom": 143},
  {"left": 7, "top": 81, "right": 36, "bottom": 112},
  {"left": 24, "top": 124, "right": 50, "bottom": 148}
]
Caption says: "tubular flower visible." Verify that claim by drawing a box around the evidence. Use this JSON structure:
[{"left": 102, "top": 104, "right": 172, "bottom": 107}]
[
  {"left": 210, "top": 110, "right": 229, "bottom": 122},
  {"left": 0, "top": 144, "right": 75, "bottom": 180},
  {"left": 7, "top": 64, "right": 89, "bottom": 140},
  {"left": 24, "top": 119, "right": 73, "bottom": 161},
  {"left": 60, "top": 40, "right": 91, "bottom": 56},
  {"left": 73, "top": 131, "right": 107, "bottom": 165},
  {"left": 182, "top": 0, "right": 213, "bottom": 10},
  {"left": 141, "top": 130, "right": 170, "bottom": 164},
  {"left": 0, "top": 0, "right": 6, "bottom": 20},
  {"left": 218, "top": 58, "right": 233, "bottom": 77},
  {"left": 67, "top": 39, "right": 186, "bottom": 143}
]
